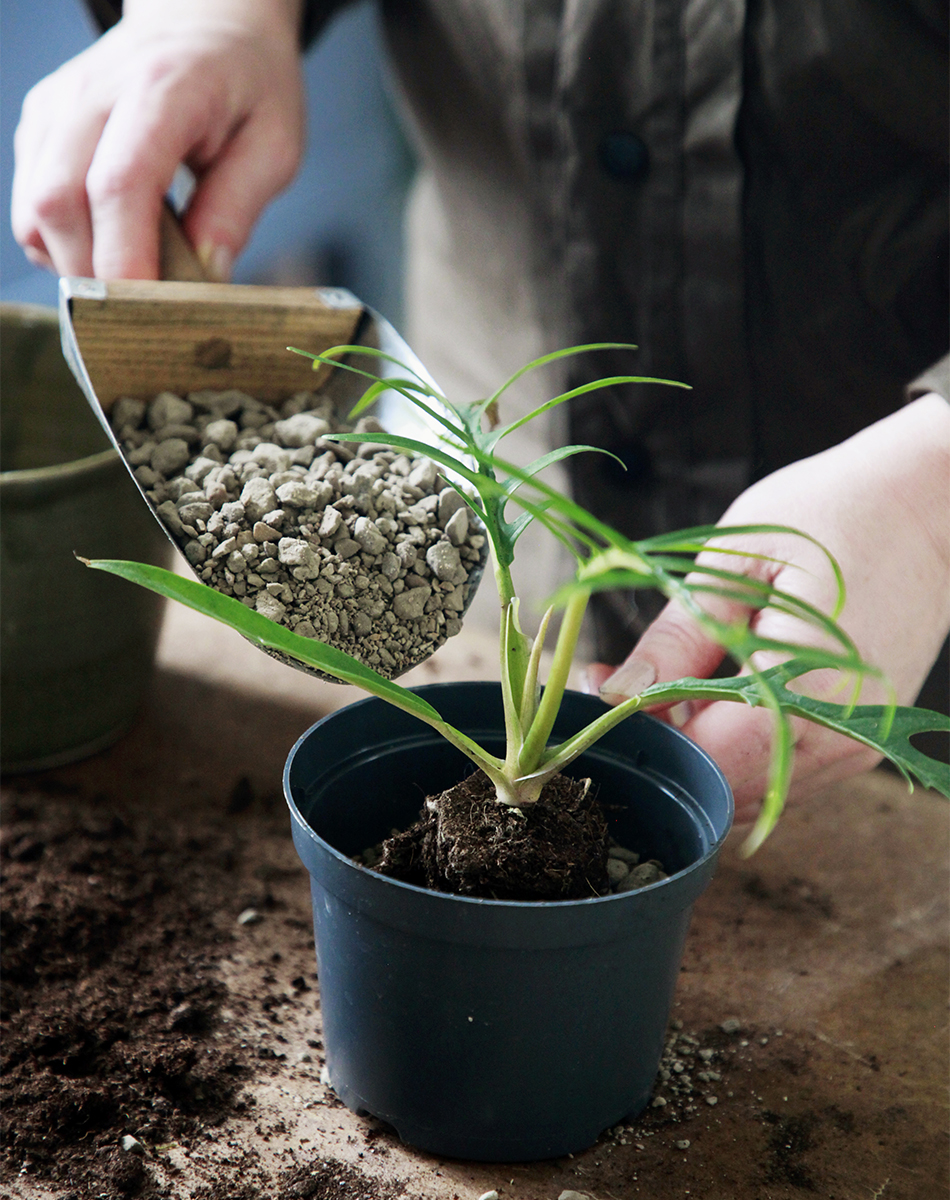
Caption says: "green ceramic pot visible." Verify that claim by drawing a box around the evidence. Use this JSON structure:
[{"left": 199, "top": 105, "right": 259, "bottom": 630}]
[{"left": 1, "top": 303, "right": 170, "bottom": 772}]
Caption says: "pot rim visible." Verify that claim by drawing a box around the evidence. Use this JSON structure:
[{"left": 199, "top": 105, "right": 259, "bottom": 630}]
[
  {"left": 283, "top": 681, "right": 734, "bottom": 910},
  {"left": 1, "top": 301, "right": 119, "bottom": 486},
  {"left": 0, "top": 446, "right": 120, "bottom": 489}
]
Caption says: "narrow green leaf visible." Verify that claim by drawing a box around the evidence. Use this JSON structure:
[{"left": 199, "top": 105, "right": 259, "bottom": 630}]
[
  {"left": 520, "top": 605, "right": 554, "bottom": 731},
  {"left": 82, "top": 559, "right": 443, "bottom": 722},
  {"left": 741, "top": 677, "right": 795, "bottom": 856},
  {"left": 501, "top": 444, "right": 624, "bottom": 497},
  {"left": 288, "top": 345, "right": 468, "bottom": 443},
  {"left": 500, "top": 600, "right": 526, "bottom": 768},
  {"left": 486, "top": 375, "right": 690, "bottom": 448},
  {"left": 346, "top": 377, "right": 429, "bottom": 418},
  {"left": 637, "top": 524, "right": 847, "bottom": 619},
  {"left": 481, "top": 342, "right": 641, "bottom": 411},
  {"left": 321, "top": 431, "right": 482, "bottom": 488},
  {"left": 288, "top": 344, "right": 441, "bottom": 395}
]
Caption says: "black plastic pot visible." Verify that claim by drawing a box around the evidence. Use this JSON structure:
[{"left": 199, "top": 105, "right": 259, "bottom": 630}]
[{"left": 284, "top": 682, "right": 732, "bottom": 1161}]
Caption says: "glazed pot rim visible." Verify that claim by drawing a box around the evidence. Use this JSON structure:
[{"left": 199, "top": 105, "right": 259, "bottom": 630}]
[
  {"left": 283, "top": 681, "right": 734, "bottom": 911},
  {"left": 0, "top": 446, "right": 120, "bottom": 489},
  {"left": 1, "top": 301, "right": 119, "bottom": 486}
]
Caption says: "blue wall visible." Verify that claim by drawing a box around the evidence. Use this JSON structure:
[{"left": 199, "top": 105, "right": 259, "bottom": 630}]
[{"left": 0, "top": 0, "right": 414, "bottom": 326}]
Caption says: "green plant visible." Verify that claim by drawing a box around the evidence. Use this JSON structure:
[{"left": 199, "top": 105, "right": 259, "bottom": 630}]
[{"left": 83, "top": 344, "right": 950, "bottom": 854}]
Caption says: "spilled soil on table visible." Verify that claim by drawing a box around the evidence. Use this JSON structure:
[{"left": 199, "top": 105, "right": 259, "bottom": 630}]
[
  {"left": 1, "top": 782, "right": 248, "bottom": 1197},
  {"left": 2, "top": 759, "right": 944, "bottom": 1200}
]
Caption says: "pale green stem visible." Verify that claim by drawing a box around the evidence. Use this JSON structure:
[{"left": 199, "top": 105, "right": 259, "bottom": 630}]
[
  {"left": 518, "top": 590, "right": 588, "bottom": 774},
  {"left": 519, "top": 605, "right": 555, "bottom": 733},
  {"left": 500, "top": 600, "right": 526, "bottom": 778},
  {"left": 491, "top": 543, "right": 532, "bottom": 757}
]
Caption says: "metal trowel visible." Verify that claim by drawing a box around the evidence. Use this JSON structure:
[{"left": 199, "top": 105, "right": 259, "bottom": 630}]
[{"left": 58, "top": 207, "right": 485, "bottom": 677}]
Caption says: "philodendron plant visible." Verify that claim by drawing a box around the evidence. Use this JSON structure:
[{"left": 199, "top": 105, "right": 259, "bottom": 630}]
[{"left": 85, "top": 344, "right": 950, "bottom": 854}]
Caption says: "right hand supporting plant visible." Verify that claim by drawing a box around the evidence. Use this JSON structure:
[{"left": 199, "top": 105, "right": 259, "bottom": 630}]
[
  {"left": 593, "top": 394, "right": 950, "bottom": 835},
  {"left": 11, "top": 0, "right": 305, "bottom": 281}
]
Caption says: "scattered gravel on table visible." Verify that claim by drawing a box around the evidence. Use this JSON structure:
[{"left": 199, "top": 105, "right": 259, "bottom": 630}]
[
  {"left": 594, "top": 1021, "right": 734, "bottom": 1137},
  {"left": 111, "top": 387, "right": 486, "bottom": 678}
]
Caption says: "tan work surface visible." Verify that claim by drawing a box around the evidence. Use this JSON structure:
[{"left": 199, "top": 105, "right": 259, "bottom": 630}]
[{"left": 3, "top": 600, "right": 947, "bottom": 1200}]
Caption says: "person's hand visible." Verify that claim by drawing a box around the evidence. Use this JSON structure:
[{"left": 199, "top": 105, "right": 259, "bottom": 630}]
[
  {"left": 11, "top": 0, "right": 304, "bottom": 281},
  {"left": 588, "top": 394, "right": 950, "bottom": 825}
]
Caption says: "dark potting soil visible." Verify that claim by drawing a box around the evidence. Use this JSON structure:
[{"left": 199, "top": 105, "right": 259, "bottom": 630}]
[
  {"left": 0, "top": 784, "right": 249, "bottom": 1197},
  {"left": 374, "top": 770, "right": 613, "bottom": 900}
]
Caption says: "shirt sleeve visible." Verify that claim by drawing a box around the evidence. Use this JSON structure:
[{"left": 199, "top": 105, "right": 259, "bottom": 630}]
[{"left": 83, "top": 0, "right": 338, "bottom": 49}]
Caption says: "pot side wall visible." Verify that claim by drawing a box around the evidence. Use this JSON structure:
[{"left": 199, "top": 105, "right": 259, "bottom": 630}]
[{"left": 284, "top": 682, "right": 732, "bottom": 1160}]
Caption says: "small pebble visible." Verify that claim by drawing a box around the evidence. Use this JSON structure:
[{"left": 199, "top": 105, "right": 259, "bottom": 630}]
[
  {"left": 719, "top": 1017, "right": 741, "bottom": 1034},
  {"left": 675, "top": 1139, "right": 691, "bottom": 1150},
  {"left": 477, "top": 1192, "right": 499, "bottom": 1200},
  {"left": 236, "top": 908, "right": 262, "bottom": 926},
  {"left": 616, "top": 860, "right": 668, "bottom": 892},
  {"left": 120, "top": 1135, "right": 146, "bottom": 1155},
  {"left": 705, "top": 1095, "right": 719, "bottom": 1106},
  {"left": 151, "top": 438, "right": 190, "bottom": 476},
  {"left": 148, "top": 391, "right": 193, "bottom": 429}
]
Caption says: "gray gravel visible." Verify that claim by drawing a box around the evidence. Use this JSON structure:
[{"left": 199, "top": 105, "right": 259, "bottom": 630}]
[
  {"left": 604, "top": 839, "right": 669, "bottom": 894},
  {"left": 111, "top": 388, "right": 486, "bottom": 678}
]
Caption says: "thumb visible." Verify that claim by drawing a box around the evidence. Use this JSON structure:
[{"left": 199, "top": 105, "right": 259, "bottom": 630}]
[{"left": 597, "top": 599, "right": 730, "bottom": 703}]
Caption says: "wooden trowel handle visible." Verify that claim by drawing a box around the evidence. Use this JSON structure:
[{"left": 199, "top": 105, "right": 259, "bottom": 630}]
[{"left": 159, "top": 203, "right": 209, "bottom": 282}]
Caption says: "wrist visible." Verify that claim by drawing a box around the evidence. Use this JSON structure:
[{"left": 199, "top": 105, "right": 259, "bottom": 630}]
[{"left": 887, "top": 394, "right": 950, "bottom": 578}]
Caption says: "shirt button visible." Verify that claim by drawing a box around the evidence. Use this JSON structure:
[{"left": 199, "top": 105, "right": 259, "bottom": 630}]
[{"left": 598, "top": 132, "right": 650, "bottom": 183}]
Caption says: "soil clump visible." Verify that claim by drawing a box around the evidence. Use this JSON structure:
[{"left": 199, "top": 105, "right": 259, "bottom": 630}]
[{"left": 374, "top": 771, "right": 613, "bottom": 900}]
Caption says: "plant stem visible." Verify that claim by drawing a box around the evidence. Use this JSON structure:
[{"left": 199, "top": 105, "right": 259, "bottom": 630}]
[
  {"left": 492, "top": 546, "right": 532, "bottom": 733},
  {"left": 518, "top": 590, "right": 589, "bottom": 774}
]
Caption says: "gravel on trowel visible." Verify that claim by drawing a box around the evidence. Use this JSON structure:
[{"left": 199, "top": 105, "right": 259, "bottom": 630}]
[{"left": 110, "top": 387, "right": 486, "bottom": 678}]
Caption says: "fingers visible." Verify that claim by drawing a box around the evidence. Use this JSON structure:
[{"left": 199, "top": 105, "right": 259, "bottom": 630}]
[
  {"left": 11, "top": 67, "right": 104, "bottom": 277},
  {"left": 679, "top": 700, "right": 881, "bottom": 823},
  {"left": 10, "top": 4, "right": 305, "bottom": 282},
  {"left": 181, "top": 91, "right": 304, "bottom": 280},
  {"left": 85, "top": 77, "right": 199, "bottom": 280},
  {"left": 597, "top": 589, "right": 747, "bottom": 705},
  {"left": 587, "top": 658, "right": 655, "bottom": 703}
]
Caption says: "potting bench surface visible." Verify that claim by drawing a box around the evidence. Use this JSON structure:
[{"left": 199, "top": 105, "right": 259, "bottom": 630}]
[{"left": 3, "top": 595, "right": 947, "bottom": 1200}]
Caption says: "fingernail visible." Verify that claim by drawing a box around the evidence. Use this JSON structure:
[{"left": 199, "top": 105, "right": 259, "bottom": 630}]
[
  {"left": 197, "top": 241, "right": 233, "bottom": 283},
  {"left": 598, "top": 659, "right": 657, "bottom": 700},
  {"left": 668, "top": 702, "right": 694, "bottom": 728}
]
